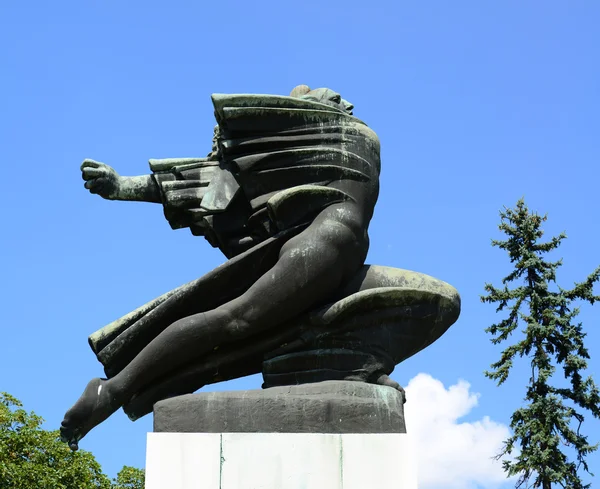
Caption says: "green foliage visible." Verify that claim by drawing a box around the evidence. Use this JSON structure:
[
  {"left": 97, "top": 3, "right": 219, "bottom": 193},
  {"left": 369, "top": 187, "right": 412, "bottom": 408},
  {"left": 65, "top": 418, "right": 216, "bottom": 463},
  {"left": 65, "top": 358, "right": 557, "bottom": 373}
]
[
  {"left": 0, "top": 392, "right": 145, "bottom": 489},
  {"left": 482, "top": 199, "right": 600, "bottom": 489},
  {"left": 112, "top": 466, "right": 145, "bottom": 489}
]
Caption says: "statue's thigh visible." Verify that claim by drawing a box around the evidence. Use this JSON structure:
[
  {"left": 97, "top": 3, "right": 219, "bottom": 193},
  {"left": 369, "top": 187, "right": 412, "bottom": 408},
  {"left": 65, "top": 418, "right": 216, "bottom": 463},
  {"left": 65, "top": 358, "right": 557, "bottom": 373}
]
[{"left": 226, "top": 222, "right": 358, "bottom": 330}]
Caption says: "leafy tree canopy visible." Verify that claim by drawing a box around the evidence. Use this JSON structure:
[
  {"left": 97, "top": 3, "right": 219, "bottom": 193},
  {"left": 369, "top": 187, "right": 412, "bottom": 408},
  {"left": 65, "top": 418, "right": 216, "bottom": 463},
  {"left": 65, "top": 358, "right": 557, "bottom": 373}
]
[{"left": 0, "top": 393, "right": 144, "bottom": 489}]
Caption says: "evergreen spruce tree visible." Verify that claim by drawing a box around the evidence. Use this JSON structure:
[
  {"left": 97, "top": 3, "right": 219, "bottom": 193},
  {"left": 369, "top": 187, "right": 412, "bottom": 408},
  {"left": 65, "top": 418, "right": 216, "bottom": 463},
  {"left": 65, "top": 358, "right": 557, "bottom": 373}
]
[{"left": 481, "top": 199, "right": 600, "bottom": 489}]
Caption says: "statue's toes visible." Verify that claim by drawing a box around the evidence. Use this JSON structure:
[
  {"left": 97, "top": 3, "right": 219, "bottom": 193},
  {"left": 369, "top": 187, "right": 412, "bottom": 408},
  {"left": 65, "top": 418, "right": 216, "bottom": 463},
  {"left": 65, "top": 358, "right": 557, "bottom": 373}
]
[
  {"left": 60, "top": 424, "right": 80, "bottom": 451},
  {"left": 376, "top": 374, "right": 407, "bottom": 404},
  {"left": 398, "top": 386, "right": 407, "bottom": 404}
]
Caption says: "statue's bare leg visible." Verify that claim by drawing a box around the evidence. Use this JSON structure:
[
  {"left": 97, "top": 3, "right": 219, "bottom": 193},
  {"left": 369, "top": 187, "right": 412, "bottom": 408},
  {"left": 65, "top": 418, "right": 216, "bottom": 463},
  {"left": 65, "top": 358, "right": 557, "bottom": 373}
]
[{"left": 61, "top": 203, "right": 368, "bottom": 449}]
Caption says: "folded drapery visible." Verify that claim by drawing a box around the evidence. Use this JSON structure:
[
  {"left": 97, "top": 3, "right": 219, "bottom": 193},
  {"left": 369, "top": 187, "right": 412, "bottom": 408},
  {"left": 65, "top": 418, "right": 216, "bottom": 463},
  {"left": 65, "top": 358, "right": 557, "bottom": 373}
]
[{"left": 145, "top": 94, "right": 380, "bottom": 258}]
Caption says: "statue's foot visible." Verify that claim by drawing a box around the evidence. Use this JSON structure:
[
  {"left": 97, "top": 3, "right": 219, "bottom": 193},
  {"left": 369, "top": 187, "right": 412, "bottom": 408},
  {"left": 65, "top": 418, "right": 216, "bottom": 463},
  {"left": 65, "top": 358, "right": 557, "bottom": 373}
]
[
  {"left": 376, "top": 374, "right": 406, "bottom": 404},
  {"left": 60, "top": 378, "right": 119, "bottom": 451}
]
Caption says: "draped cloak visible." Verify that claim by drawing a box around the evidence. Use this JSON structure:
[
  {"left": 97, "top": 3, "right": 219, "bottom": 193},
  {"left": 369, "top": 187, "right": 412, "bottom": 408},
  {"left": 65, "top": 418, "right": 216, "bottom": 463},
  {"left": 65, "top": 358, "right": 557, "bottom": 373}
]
[{"left": 86, "top": 94, "right": 384, "bottom": 419}]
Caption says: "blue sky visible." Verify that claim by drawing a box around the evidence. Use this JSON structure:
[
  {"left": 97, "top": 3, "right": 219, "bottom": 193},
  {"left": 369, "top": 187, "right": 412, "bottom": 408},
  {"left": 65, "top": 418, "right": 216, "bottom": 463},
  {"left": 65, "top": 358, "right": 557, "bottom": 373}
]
[{"left": 1, "top": 1, "right": 599, "bottom": 487}]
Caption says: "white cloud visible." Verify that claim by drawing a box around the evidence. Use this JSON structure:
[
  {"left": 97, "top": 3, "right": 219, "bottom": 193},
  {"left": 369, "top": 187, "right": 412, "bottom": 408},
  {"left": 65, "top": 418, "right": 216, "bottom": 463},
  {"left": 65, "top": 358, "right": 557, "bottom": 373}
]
[{"left": 403, "top": 373, "right": 513, "bottom": 489}]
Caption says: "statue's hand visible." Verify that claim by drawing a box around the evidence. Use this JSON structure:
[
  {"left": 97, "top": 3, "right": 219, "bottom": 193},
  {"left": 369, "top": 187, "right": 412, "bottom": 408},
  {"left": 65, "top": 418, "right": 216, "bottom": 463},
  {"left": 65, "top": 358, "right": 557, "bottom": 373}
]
[{"left": 81, "top": 159, "right": 122, "bottom": 200}]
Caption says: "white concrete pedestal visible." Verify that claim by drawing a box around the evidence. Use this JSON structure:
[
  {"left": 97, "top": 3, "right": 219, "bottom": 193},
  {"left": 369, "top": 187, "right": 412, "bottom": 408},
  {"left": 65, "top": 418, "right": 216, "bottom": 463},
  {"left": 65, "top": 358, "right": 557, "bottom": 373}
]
[{"left": 145, "top": 433, "right": 417, "bottom": 489}]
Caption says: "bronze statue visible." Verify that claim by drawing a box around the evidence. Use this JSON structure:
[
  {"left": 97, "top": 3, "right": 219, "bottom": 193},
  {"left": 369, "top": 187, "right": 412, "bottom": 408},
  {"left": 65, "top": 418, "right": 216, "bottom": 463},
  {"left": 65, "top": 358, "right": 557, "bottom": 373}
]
[{"left": 61, "top": 86, "right": 460, "bottom": 450}]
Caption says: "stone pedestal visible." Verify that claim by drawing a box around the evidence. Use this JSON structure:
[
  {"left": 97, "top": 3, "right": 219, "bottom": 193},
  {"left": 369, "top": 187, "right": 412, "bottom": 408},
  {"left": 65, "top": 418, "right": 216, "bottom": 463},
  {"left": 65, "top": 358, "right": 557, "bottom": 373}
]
[{"left": 145, "top": 381, "right": 416, "bottom": 488}]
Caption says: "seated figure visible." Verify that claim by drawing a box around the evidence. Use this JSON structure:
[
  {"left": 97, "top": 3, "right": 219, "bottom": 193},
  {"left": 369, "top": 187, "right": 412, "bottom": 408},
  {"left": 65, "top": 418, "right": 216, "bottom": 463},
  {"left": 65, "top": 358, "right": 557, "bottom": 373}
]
[{"left": 61, "top": 86, "right": 460, "bottom": 450}]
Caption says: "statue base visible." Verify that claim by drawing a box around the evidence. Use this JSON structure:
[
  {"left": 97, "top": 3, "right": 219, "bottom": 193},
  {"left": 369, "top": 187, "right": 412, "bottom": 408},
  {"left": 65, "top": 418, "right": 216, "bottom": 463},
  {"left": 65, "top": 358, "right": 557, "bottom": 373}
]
[
  {"left": 152, "top": 380, "right": 406, "bottom": 434},
  {"left": 145, "top": 381, "right": 416, "bottom": 488}
]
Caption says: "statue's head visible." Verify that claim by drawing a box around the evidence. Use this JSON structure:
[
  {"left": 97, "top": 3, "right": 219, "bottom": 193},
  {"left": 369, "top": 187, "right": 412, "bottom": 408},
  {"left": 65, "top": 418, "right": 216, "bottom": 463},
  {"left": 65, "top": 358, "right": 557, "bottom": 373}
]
[{"left": 290, "top": 85, "right": 354, "bottom": 115}]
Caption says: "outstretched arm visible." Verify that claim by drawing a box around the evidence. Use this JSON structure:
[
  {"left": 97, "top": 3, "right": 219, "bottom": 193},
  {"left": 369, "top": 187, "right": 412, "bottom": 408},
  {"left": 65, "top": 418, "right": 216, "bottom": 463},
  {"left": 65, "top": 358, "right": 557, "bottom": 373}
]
[{"left": 81, "top": 159, "right": 161, "bottom": 203}]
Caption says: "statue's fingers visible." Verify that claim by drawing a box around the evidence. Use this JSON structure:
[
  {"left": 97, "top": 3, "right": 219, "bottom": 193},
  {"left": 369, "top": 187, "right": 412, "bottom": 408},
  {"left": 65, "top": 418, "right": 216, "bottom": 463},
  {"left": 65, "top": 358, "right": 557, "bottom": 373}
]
[
  {"left": 84, "top": 178, "right": 105, "bottom": 193},
  {"left": 80, "top": 159, "right": 104, "bottom": 171},
  {"left": 82, "top": 168, "right": 105, "bottom": 180}
]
